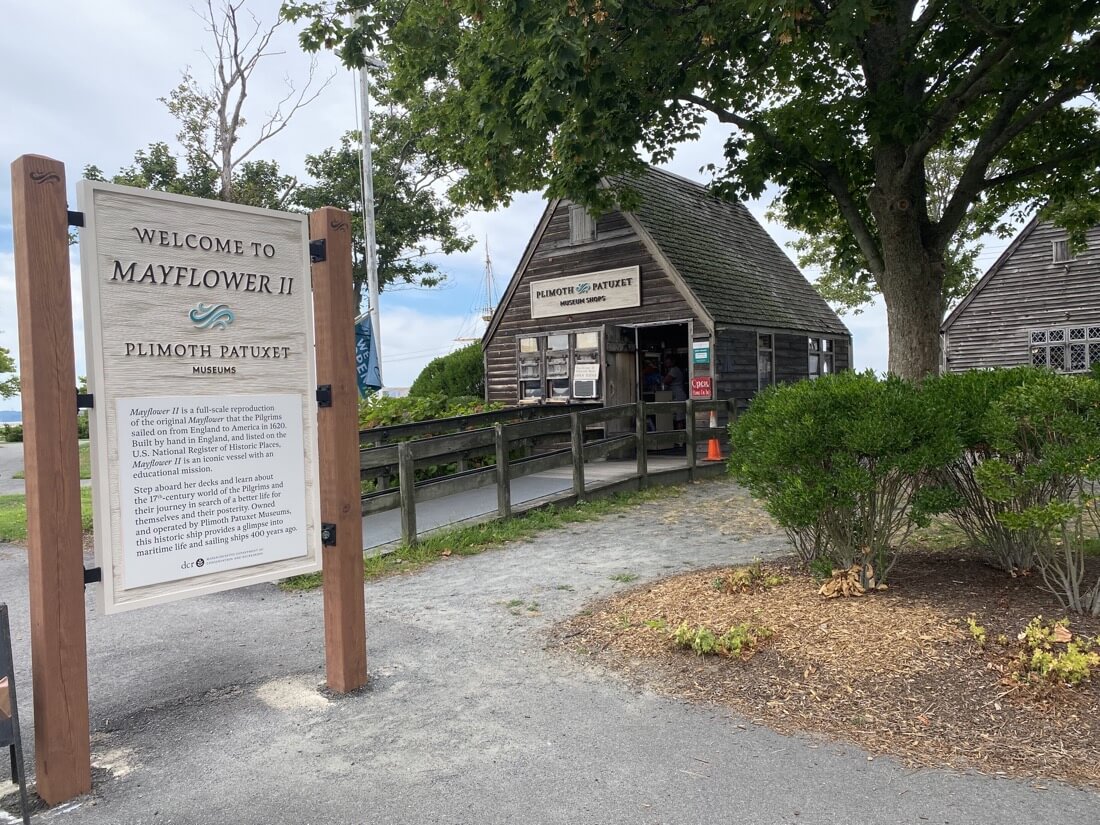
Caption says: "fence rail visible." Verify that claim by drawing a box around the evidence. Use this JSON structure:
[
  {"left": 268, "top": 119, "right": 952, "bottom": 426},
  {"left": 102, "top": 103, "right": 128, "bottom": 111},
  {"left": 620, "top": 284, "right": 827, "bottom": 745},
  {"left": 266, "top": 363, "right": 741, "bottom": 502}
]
[{"left": 358, "top": 397, "right": 743, "bottom": 546}]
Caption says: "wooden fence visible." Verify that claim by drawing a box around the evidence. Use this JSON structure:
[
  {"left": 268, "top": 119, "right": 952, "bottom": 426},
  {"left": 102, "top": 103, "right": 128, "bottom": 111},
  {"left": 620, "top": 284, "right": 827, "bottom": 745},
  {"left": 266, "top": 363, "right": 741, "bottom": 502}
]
[{"left": 359, "top": 398, "right": 741, "bottom": 546}]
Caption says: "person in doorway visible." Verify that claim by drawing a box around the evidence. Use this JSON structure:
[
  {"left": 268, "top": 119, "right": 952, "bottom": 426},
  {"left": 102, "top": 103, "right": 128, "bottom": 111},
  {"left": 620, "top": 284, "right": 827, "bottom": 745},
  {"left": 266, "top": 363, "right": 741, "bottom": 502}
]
[{"left": 662, "top": 354, "right": 687, "bottom": 428}]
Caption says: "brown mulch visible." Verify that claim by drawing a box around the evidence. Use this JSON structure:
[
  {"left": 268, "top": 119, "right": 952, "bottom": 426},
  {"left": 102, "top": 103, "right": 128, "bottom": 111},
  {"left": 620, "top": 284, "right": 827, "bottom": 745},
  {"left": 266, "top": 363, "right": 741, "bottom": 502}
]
[{"left": 553, "top": 551, "right": 1100, "bottom": 788}]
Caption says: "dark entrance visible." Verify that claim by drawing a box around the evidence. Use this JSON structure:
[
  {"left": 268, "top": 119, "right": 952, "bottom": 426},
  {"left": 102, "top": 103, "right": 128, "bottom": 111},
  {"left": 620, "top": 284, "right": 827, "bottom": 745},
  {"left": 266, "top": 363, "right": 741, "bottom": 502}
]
[{"left": 636, "top": 323, "right": 689, "bottom": 403}]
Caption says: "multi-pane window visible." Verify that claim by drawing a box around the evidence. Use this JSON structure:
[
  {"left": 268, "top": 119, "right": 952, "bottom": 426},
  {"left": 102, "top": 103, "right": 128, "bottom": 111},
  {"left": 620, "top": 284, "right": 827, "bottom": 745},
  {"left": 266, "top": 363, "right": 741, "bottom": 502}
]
[
  {"left": 758, "top": 334, "right": 774, "bottom": 389},
  {"left": 569, "top": 205, "right": 596, "bottom": 244},
  {"left": 517, "top": 329, "right": 601, "bottom": 402},
  {"left": 808, "top": 338, "right": 834, "bottom": 378},
  {"left": 1030, "top": 326, "right": 1100, "bottom": 373}
]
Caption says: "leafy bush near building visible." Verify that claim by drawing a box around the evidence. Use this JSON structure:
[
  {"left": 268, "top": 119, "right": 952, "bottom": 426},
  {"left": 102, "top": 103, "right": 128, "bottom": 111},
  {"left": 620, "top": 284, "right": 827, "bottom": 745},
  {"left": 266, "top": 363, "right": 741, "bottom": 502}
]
[
  {"left": 976, "top": 372, "right": 1100, "bottom": 615},
  {"left": 409, "top": 343, "right": 484, "bottom": 400},
  {"left": 729, "top": 371, "right": 956, "bottom": 588},
  {"left": 919, "top": 367, "right": 1052, "bottom": 575},
  {"left": 358, "top": 393, "right": 498, "bottom": 430},
  {"left": 731, "top": 367, "right": 1100, "bottom": 614},
  {"left": 1, "top": 424, "right": 22, "bottom": 443}
]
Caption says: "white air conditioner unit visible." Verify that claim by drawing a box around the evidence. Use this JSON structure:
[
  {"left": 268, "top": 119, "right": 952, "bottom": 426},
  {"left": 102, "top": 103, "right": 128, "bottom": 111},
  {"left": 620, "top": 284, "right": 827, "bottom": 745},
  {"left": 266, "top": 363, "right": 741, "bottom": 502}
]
[{"left": 572, "top": 378, "right": 598, "bottom": 399}]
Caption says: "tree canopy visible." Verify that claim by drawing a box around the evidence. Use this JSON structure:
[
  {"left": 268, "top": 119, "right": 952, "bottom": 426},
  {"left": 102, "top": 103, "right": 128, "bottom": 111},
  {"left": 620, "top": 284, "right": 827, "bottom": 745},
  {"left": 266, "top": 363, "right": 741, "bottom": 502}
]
[
  {"left": 285, "top": 0, "right": 1100, "bottom": 377},
  {"left": 0, "top": 344, "right": 18, "bottom": 399}
]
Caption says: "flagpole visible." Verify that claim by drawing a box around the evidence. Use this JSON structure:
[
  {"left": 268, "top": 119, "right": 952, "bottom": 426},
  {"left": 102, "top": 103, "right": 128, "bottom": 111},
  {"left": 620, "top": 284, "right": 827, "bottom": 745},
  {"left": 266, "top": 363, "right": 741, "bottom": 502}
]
[{"left": 358, "top": 55, "right": 385, "bottom": 386}]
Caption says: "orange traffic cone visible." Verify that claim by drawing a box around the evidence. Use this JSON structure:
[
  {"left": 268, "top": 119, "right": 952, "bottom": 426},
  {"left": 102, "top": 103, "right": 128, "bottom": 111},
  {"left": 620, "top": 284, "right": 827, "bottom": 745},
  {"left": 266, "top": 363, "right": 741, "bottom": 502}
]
[{"left": 706, "top": 409, "right": 723, "bottom": 461}]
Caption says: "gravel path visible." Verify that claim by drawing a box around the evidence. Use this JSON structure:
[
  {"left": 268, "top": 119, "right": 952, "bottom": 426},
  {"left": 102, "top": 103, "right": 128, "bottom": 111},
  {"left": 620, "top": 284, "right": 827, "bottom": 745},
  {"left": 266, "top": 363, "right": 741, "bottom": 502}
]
[
  {"left": 0, "top": 441, "right": 25, "bottom": 495},
  {"left": 1, "top": 478, "right": 1097, "bottom": 824}
]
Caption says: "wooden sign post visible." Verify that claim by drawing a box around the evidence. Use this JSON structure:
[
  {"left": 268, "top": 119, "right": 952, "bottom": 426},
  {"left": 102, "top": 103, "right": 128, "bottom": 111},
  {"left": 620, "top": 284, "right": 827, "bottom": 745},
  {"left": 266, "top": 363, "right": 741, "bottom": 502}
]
[
  {"left": 11, "top": 154, "right": 93, "bottom": 803},
  {"left": 9, "top": 158, "right": 368, "bottom": 807},
  {"left": 309, "top": 208, "right": 368, "bottom": 692}
]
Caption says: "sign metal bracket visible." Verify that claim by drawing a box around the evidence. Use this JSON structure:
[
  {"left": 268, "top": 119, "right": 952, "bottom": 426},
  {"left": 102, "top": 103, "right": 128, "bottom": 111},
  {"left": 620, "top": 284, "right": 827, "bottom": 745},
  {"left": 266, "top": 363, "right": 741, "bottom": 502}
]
[
  {"left": 82, "top": 567, "right": 102, "bottom": 587},
  {"left": 67, "top": 210, "right": 84, "bottom": 228},
  {"left": 320, "top": 523, "right": 336, "bottom": 546},
  {"left": 308, "top": 238, "right": 327, "bottom": 263},
  {"left": 76, "top": 391, "right": 94, "bottom": 410},
  {"left": 316, "top": 385, "right": 333, "bottom": 408}
]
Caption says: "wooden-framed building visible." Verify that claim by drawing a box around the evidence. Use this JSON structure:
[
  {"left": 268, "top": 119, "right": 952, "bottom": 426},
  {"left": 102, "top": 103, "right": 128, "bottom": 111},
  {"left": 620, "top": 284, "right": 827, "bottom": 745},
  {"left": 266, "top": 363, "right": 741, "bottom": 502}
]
[
  {"left": 481, "top": 166, "right": 850, "bottom": 408},
  {"left": 942, "top": 219, "right": 1100, "bottom": 373}
]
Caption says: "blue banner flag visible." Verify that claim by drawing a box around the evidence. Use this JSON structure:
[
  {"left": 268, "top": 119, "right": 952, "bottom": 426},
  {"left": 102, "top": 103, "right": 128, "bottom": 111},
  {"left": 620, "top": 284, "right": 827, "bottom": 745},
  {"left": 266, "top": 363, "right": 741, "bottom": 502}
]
[{"left": 354, "top": 315, "right": 383, "bottom": 396}]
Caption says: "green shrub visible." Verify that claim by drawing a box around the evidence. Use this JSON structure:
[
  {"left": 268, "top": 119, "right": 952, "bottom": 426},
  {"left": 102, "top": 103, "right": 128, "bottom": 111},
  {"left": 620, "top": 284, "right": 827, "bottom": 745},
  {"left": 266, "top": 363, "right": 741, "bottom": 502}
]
[
  {"left": 730, "top": 371, "right": 955, "bottom": 587},
  {"left": 978, "top": 373, "right": 1100, "bottom": 615},
  {"left": 1, "top": 424, "right": 22, "bottom": 443},
  {"left": 1015, "top": 617, "right": 1100, "bottom": 685},
  {"left": 409, "top": 343, "right": 484, "bottom": 399},
  {"left": 359, "top": 393, "right": 499, "bottom": 430},
  {"left": 671, "top": 621, "right": 772, "bottom": 658},
  {"left": 919, "top": 367, "right": 1051, "bottom": 575}
]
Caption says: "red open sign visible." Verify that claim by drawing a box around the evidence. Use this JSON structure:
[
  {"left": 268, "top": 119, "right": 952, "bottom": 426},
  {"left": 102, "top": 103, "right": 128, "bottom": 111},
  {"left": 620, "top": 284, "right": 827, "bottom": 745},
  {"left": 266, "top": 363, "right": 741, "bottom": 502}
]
[{"left": 690, "top": 376, "right": 713, "bottom": 399}]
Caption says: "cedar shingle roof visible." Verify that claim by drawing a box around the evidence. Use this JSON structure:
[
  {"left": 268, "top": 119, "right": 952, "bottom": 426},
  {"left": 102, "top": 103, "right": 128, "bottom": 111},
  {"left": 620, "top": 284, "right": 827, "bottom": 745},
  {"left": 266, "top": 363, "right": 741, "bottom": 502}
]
[{"left": 619, "top": 166, "right": 849, "bottom": 336}]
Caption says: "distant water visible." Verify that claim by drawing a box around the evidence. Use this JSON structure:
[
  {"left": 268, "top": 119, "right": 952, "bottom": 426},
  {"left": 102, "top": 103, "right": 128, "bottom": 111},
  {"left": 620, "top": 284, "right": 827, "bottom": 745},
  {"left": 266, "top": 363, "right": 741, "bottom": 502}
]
[{"left": 0, "top": 411, "right": 21, "bottom": 426}]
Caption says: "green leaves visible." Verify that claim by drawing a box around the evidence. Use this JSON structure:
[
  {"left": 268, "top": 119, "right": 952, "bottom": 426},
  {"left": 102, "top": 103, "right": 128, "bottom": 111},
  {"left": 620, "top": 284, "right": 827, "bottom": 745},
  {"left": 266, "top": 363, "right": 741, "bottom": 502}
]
[
  {"left": 409, "top": 343, "right": 484, "bottom": 399},
  {"left": 0, "top": 345, "right": 18, "bottom": 399}
]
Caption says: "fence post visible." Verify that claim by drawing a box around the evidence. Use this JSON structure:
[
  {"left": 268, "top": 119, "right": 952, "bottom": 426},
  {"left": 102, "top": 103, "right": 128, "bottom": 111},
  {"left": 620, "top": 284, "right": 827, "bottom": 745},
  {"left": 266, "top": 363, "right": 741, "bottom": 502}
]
[
  {"left": 11, "top": 154, "right": 92, "bottom": 804},
  {"left": 398, "top": 441, "right": 417, "bottom": 546},
  {"left": 685, "top": 399, "right": 697, "bottom": 480},
  {"left": 309, "top": 206, "right": 368, "bottom": 694},
  {"left": 495, "top": 422, "right": 511, "bottom": 518},
  {"left": 635, "top": 400, "right": 648, "bottom": 488},
  {"left": 571, "top": 412, "right": 586, "bottom": 501}
]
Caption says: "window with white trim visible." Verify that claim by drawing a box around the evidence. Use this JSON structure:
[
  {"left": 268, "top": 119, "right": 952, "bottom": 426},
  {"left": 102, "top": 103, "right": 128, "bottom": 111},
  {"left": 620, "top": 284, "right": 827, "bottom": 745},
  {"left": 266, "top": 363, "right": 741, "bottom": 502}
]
[
  {"left": 808, "top": 337, "right": 834, "bottom": 378},
  {"left": 1030, "top": 326, "right": 1100, "bottom": 373}
]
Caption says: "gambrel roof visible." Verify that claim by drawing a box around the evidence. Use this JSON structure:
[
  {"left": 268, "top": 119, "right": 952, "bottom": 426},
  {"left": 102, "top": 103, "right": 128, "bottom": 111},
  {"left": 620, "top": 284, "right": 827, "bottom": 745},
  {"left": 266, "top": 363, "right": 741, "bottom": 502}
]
[{"left": 617, "top": 166, "right": 849, "bottom": 336}]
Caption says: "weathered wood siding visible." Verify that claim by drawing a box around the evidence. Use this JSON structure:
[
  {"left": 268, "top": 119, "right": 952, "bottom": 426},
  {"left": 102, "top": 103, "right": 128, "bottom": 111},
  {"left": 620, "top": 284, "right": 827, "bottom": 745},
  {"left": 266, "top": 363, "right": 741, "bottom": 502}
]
[
  {"left": 714, "top": 329, "right": 757, "bottom": 399},
  {"left": 484, "top": 200, "right": 707, "bottom": 404},
  {"left": 775, "top": 333, "right": 808, "bottom": 384},
  {"left": 945, "top": 222, "right": 1100, "bottom": 372}
]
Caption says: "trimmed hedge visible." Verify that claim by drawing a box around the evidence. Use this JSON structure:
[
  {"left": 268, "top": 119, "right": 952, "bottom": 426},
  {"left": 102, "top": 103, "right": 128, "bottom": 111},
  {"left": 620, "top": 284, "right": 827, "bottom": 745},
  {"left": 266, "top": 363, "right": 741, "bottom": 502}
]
[{"left": 731, "top": 367, "right": 1100, "bottom": 614}]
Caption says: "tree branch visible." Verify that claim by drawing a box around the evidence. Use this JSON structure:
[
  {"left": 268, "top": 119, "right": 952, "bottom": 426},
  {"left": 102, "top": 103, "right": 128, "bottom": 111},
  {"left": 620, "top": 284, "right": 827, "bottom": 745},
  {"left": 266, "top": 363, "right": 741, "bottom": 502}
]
[
  {"left": 684, "top": 93, "right": 885, "bottom": 278},
  {"left": 979, "top": 140, "right": 1100, "bottom": 191}
]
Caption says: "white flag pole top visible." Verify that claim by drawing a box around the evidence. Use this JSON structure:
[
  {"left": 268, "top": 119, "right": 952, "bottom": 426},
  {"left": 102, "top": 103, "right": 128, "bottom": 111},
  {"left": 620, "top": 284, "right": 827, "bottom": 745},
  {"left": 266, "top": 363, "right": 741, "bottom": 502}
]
[{"left": 357, "top": 52, "right": 386, "bottom": 388}]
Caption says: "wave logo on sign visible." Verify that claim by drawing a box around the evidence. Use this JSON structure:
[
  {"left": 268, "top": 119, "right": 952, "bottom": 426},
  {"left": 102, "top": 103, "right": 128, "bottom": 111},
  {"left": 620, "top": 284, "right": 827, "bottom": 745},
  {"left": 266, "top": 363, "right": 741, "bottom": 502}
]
[
  {"left": 575, "top": 282, "right": 591, "bottom": 294},
  {"left": 189, "top": 303, "right": 236, "bottom": 330}
]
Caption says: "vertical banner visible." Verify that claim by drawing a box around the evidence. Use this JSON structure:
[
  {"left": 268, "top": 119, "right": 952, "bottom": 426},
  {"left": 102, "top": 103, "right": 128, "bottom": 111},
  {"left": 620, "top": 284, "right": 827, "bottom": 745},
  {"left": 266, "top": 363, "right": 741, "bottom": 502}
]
[
  {"left": 78, "top": 181, "right": 322, "bottom": 613},
  {"left": 354, "top": 314, "right": 383, "bottom": 396}
]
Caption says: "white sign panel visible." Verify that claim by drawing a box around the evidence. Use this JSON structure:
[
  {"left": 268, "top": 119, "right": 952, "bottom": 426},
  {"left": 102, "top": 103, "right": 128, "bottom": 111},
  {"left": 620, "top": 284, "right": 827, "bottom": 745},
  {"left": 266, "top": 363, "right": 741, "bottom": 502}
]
[
  {"left": 530, "top": 266, "right": 641, "bottom": 318},
  {"left": 573, "top": 363, "right": 600, "bottom": 381},
  {"left": 77, "top": 181, "right": 321, "bottom": 613}
]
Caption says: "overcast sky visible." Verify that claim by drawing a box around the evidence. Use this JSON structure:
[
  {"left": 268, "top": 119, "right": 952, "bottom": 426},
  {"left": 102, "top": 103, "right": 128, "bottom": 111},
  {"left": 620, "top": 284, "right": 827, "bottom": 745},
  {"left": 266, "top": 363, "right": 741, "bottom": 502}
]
[{"left": 0, "top": 0, "right": 1021, "bottom": 411}]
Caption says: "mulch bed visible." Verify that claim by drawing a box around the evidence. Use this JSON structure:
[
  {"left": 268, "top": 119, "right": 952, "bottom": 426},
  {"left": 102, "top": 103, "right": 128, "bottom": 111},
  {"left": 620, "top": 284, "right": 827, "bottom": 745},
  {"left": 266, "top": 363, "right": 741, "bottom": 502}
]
[{"left": 553, "top": 550, "right": 1100, "bottom": 788}]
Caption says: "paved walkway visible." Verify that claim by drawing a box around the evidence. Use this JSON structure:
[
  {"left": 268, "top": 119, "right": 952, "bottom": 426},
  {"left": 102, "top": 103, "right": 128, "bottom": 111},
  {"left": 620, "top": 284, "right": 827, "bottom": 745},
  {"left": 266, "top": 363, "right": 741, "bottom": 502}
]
[
  {"left": 361, "top": 455, "right": 689, "bottom": 549},
  {"left": 1, "top": 478, "right": 1095, "bottom": 824}
]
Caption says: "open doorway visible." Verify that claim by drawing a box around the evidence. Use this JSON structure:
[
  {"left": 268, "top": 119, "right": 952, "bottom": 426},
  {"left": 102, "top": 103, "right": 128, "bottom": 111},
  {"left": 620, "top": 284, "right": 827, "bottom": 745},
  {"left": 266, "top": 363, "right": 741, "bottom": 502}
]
[{"left": 637, "top": 323, "right": 689, "bottom": 403}]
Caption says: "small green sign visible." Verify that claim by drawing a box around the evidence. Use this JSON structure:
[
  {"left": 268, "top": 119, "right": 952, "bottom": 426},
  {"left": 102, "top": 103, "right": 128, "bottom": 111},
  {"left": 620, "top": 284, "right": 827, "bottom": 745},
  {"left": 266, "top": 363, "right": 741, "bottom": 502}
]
[{"left": 692, "top": 342, "right": 710, "bottom": 364}]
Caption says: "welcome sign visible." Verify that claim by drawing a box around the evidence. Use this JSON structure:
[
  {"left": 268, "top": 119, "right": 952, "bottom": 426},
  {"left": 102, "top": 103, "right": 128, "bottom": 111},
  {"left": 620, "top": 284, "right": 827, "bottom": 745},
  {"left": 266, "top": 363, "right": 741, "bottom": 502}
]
[
  {"left": 78, "top": 181, "right": 322, "bottom": 613},
  {"left": 529, "top": 265, "right": 641, "bottom": 318}
]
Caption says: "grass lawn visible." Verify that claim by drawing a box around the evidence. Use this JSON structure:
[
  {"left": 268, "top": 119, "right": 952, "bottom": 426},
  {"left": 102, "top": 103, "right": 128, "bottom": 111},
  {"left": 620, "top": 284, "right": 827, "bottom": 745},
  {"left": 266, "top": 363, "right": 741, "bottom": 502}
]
[
  {"left": 280, "top": 485, "right": 682, "bottom": 591},
  {"left": 12, "top": 441, "right": 91, "bottom": 480},
  {"left": 0, "top": 486, "right": 93, "bottom": 543}
]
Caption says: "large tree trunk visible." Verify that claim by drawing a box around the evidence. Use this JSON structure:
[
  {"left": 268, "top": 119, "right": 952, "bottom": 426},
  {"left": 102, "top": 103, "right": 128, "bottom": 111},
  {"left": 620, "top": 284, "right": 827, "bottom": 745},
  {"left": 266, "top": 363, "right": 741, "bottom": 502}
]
[
  {"left": 872, "top": 181, "right": 946, "bottom": 380},
  {"left": 880, "top": 262, "right": 944, "bottom": 379}
]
